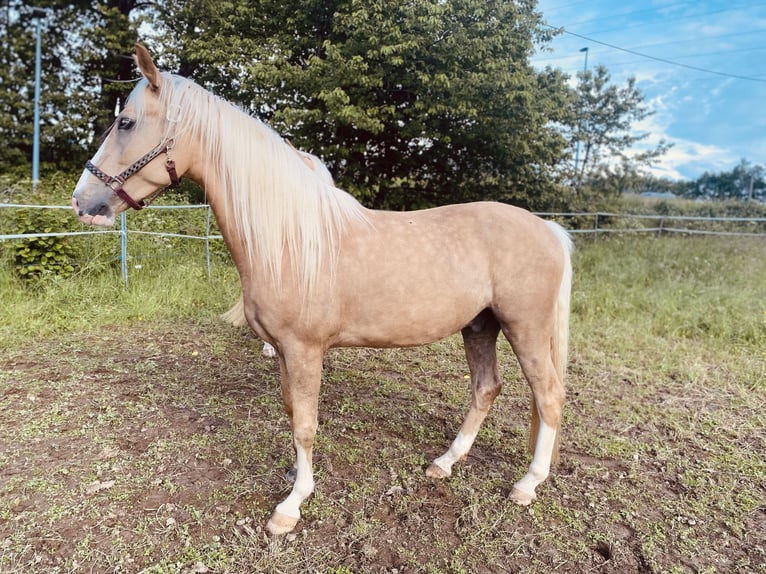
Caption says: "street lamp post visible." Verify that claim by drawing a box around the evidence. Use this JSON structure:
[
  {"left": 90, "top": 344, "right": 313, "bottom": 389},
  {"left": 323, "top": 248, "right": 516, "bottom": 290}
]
[
  {"left": 32, "top": 8, "right": 46, "bottom": 191},
  {"left": 574, "top": 47, "right": 589, "bottom": 181}
]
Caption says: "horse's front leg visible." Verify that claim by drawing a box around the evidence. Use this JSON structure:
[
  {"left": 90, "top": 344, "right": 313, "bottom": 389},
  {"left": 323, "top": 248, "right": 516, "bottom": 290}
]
[{"left": 266, "top": 344, "right": 323, "bottom": 535}]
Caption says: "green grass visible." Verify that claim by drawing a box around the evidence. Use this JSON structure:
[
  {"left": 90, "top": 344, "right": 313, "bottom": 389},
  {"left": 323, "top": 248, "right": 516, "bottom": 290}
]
[
  {"left": 573, "top": 235, "right": 766, "bottom": 345},
  {"left": 0, "top": 237, "right": 241, "bottom": 346},
  {"left": 0, "top": 234, "right": 765, "bottom": 573}
]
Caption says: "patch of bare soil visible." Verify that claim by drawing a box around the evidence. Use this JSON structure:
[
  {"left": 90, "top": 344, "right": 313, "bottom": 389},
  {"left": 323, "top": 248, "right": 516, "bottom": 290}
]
[{"left": 1, "top": 322, "right": 764, "bottom": 573}]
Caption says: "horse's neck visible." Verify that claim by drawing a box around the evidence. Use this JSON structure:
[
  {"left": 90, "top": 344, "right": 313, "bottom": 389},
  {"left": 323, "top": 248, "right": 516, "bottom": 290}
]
[
  {"left": 187, "top": 163, "right": 258, "bottom": 278},
  {"left": 183, "top": 124, "right": 367, "bottom": 300}
]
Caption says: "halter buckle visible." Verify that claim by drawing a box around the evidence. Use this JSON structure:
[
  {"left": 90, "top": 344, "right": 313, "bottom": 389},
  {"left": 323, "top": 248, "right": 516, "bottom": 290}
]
[{"left": 107, "top": 178, "right": 125, "bottom": 192}]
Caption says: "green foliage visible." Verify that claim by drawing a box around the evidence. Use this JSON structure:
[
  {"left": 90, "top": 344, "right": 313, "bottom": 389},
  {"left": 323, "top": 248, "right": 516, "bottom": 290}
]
[
  {"left": 0, "top": 1, "right": 721, "bottom": 212},
  {"left": 11, "top": 207, "right": 78, "bottom": 280},
  {"left": 1, "top": 174, "right": 83, "bottom": 281},
  {"left": 570, "top": 65, "right": 671, "bottom": 195},
  {"left": 0, "top": 172, "right": 229, "bottom": 283},
  {"left": 148, "top": 0, "right": 572, "bottom": 210},
  {"left": 685, "top": 159, "right": 766, "bottom": 201},
  {"left": 557, "top": 194, "right": 766, "bottom": 234},
  {"left": 0, "top": 1, "right": 143, "bottom": 177},
  {"left": 605, "top": 194, "right": 766, "bottom": 219},
  {"left": 576, "top": 164, "right": 766, "bottom": 207}
]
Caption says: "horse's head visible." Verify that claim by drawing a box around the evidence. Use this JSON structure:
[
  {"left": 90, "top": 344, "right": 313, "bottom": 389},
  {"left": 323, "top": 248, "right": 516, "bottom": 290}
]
[{"left": 72, "top": 44, "right": 184, "bottom": 226}]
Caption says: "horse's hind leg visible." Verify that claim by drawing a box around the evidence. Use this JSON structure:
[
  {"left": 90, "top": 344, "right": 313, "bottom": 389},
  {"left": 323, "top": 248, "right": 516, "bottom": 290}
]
[
  {"left": 504, "top": 324, "right": 565, "bottom": 506},
  {"left": 427, "top": 309, "right": 502, "bottom": 479}
]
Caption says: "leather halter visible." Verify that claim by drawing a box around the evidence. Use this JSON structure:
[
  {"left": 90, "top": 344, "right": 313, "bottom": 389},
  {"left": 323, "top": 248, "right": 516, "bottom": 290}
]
[{"left": 85, "top": 139, "right": 181, "bottom": 210}]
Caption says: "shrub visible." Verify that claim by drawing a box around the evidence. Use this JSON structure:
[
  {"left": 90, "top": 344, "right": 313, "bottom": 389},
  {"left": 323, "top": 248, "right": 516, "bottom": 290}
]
[
  {"left": 1, "top": 174, "right": 83, "bottom": 280},
  {"left": 11, "top": 206, "right": 78, "bottom": 279}
]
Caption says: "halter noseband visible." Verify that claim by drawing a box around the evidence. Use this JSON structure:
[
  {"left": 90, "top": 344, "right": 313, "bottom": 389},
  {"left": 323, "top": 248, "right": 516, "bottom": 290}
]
[{"left": 85, "top": 139, "right": 181, "bottom": 210}]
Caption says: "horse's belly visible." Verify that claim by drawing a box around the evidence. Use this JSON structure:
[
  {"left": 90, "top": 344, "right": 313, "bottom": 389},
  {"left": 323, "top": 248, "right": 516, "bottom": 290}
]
[
  {"left": 334, "top": 292, "right": 486, "bottom": 347},
  {"left": 333, "top": 238, "right": 493, "bottom": 346}
]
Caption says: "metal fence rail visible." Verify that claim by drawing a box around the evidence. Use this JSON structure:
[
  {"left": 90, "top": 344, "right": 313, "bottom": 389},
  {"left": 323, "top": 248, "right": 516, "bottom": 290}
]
[
  {"left": 2, "top": 204, "right": 765, "bottom": 285},
  {"left": 0, "top": 203, "right": 221, "bottom": 285},
  {"left": 535, "top": 211, "right": 766, "bottom": 238}
]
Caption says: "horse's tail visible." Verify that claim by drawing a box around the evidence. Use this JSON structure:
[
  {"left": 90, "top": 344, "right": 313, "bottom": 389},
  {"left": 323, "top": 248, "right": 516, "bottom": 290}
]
[
  {"left": 220, "top": 294, "right": 248, "bottom": 327},
  {"left": 529, "top": 221, "right": 573, "bottom": 464}
]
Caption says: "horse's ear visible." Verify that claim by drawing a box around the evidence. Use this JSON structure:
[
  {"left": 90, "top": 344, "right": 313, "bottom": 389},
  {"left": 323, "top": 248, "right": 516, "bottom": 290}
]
[{"left": 134, "top": 43, "right": 161, "bottom": 90}]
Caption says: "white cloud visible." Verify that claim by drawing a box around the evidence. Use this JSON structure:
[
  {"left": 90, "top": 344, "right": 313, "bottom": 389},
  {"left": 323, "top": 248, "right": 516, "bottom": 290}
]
[
  {"left": 629, "top": 95, "right": 736, "bottom": 179},
  {"left": 651, "top": 140, "right": 734, "bottom": 179}
]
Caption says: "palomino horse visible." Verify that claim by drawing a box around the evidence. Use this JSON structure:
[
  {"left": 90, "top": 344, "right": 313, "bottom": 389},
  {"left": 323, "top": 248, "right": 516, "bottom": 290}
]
[
  {"left": 220, "top": 144, "right": 336, "bottom": 358},
  {"left": 72, "top": 44, "right": 573, "bottom": 535}
]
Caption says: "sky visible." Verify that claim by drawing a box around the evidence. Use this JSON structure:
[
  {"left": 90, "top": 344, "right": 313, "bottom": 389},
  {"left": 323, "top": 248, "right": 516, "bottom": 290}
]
[{"left": 531, "top": 0, "right": 766, "bottom": 181}]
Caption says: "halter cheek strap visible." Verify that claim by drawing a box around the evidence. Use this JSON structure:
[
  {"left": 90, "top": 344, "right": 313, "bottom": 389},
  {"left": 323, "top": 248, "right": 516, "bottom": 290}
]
[{"left": 85, "top": 140, "right": 181, "bottom": 210}]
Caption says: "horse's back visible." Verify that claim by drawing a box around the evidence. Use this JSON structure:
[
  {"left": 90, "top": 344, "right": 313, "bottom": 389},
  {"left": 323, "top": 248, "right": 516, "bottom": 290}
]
[{"left": 344, "top": 201, "right": 565, "bottom": 286}]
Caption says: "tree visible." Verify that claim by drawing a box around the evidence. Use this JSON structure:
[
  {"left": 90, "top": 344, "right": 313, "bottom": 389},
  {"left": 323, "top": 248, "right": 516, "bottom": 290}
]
[
  {"left": 0, "top": 0, "right": 76, "bottom": 177},
  {"left": 630, "top": 174, "right": 689, "bottom": 197},
  {"left": 686, "top": 159, "right": 766, "bottom": 201},
  {"left": 569, "top": 64, "right": 671, "bottom": 197},
  {"left": 2, "top": 1, "right": 678, "bottom": 211},
  {"left": 733, "top": 159, "right": 765, "bottom": 202},
  {"left": 77, "top": 1, "right": 146, "bottom": 135},
  {"left": 0, "top": 0, "right": 144, "bottom": 180},
  {"left": 148, "top": 0, "right": 573, "bottom": 210}
]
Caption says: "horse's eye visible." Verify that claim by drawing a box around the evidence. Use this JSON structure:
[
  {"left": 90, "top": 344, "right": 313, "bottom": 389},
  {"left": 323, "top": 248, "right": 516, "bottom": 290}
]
[{"left": 117, "top": 117, "right": 135, "bottom": 131}]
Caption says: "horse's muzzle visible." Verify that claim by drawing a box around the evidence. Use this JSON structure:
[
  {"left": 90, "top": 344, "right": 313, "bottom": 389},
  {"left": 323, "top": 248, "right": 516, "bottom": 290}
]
[{"left": 71, "top": 195, "right": 116, "bottom": 227}]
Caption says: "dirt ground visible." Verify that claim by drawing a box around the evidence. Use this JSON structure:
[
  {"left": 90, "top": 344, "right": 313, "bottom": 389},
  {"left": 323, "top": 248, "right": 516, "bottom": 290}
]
[{"left": 1, "top": 321, "right": 764, "bottom": 573}]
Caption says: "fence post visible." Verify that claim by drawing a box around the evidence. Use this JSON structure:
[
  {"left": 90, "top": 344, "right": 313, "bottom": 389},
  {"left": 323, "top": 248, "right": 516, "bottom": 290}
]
[
  {"left": 594, "top": 213, "right": 599, "bottom": 241},
  {"left": 120, "top": 211, "right": 128, "bottom": 287},
  {"left": 205, "top": 205, "right": 212, "bottom": 280}
]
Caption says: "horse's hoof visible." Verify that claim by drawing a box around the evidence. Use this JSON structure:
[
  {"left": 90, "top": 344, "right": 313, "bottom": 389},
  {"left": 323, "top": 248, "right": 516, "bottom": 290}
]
[
  {"left": 425, "top": 463, "right": 450, "bottom": 479},
  {"left": 266, "top": 511, "right": 299, "bottom": 535},
  {"left": 509, "top": 486, "right": 536, "bottom": 506}
]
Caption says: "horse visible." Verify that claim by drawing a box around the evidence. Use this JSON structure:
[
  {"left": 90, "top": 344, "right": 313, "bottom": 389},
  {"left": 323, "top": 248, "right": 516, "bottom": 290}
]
[
  {"left": 220, "top": 145, "right": 336, "bottom": 359},
  {"left": 72, "top": 44, "right": 573, "bottom": 536}
]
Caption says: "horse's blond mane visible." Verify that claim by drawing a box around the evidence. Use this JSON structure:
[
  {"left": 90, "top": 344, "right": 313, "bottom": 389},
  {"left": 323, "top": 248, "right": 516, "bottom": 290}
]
[{"left": 129, "top": 73, "right": 368, "bottom": 296}]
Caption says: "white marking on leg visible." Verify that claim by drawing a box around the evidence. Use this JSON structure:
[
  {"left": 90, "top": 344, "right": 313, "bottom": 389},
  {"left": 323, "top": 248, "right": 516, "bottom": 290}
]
[
  {"left": 513, "top": 420, "right": 556, "bottom": 500},
  {"left": 274, "top": 442, "right": 314, "bottom": 519},
  {"left": 431, "top": 431, "right": 477, "bottom": 476},
  {"left": 262, "top": 342, "right": 277, "bottom": 357}
]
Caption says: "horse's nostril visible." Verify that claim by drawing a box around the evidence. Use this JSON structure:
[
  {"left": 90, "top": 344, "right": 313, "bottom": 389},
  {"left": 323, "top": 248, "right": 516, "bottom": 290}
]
[{"left": 82, "top": 202, "right": 110, "bottom": 217}]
